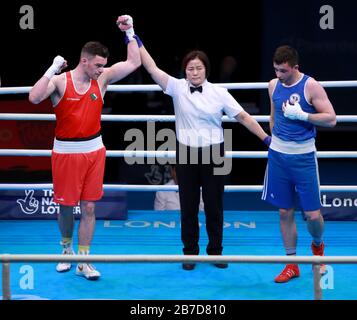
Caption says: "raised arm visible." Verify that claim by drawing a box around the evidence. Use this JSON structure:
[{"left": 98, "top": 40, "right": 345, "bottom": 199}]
[
  {"left": 29, "top": 56, "right": 67, "bottom": 104},
  {"left": 101, "top": 15, "right": 141, "bottom": 86},
  {"left": 139, "top": 42, "right": 170, "bottom": 91}
]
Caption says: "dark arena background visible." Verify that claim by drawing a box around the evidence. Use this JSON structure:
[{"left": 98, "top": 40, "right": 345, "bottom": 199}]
[
  {"left": 2, "top": 0, "right": 357, "bottom": 191},
  {"left": 1, "top": 0, "right": 357, "bottom": 311}
]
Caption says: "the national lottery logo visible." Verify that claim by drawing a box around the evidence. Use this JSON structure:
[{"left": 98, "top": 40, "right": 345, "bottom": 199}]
[
  {"left": 16, "top": 189, "right": 80, "bottom": 216},
  {"left": 17, "top": 190, "right": 39, "bottom": 215}
]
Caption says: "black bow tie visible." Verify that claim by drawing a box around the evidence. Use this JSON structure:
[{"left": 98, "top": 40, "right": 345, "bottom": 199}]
[{"left": 190, "top": 86, "right": 203, "bottom": 93}]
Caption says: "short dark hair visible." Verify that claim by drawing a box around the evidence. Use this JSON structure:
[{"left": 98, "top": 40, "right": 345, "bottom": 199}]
[
  {"left": 81, "top": 41, "right": 109, "bottom": 58},
  {"left": 273, "top": 45, "right": 299, "bottom": 67},
  {"left": 182, "top": 50, "right": 211, "bottom": 78}
]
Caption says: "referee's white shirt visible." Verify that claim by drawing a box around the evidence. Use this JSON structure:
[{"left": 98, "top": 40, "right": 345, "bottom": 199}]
[{"left": 164, "top": 77, "right": 244, "bottom": 147}]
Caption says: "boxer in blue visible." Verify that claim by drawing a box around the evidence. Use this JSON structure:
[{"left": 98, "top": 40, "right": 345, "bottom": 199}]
[{"left": 262, "top": 45, "right": 336, "bottom": 283}]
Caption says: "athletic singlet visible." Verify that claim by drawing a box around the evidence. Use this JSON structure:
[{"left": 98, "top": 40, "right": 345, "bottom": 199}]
[
  {"left": 54, "top": 71, "right": 103, "bottom": 140},
  {"left": 272, "top": 74, "right": 316, "bottom": 142}
]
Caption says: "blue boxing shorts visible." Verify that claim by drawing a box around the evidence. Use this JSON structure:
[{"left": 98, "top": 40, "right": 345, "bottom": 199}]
[{"left": 261, "top": 149, "right": 321, "bottom": 211}]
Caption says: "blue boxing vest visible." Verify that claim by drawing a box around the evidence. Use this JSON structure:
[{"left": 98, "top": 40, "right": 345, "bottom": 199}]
[{"left": 272, "top": 74, "right": 316, "bottom": 142}]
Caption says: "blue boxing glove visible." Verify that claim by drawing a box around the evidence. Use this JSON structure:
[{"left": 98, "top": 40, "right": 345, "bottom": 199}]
[{"left": 263, "top": 135, "right": 271, "bottom": 147}]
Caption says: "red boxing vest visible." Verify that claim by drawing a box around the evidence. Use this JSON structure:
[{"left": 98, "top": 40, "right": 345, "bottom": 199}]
[{"left": 54, "top": 72, "right": 103, "bottom": 139}]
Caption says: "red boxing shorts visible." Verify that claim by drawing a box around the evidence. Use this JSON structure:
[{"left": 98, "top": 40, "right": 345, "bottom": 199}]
[{"left": 51, "top": 147, "right": 106, "bottom": 206}]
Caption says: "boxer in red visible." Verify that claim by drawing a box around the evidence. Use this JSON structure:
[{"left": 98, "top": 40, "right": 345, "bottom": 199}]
[{"left": 29, "top": 15, "right": 140, "bottom": 280}]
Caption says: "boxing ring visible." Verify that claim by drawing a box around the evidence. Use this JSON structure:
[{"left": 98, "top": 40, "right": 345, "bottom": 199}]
[{"left": 1, "top": 81, "right": 357, "bottom": 300}]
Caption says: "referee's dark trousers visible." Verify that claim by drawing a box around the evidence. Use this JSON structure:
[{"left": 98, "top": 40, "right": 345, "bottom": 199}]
[{"left": 176, "top": 141, "right": 225, "bottom": 256}]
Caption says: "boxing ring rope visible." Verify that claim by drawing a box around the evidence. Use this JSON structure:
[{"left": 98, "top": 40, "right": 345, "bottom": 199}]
[
  {"left": 1, "top": 79, "right": 357, "bottom": 95},
  {"left": 2, "top": 254, "right": 357, "bottom": 300},
  {"left": 1, "top": 80, "right": 357, "bottom": 300},
  {"left": 1, "top": 184, "right": 357, "bottom": 192},
  {"left": 1, "top": 149, "right": 357, "bottom": 192},
  {"left": 2, "top": 149, "right": 357, "bottom": 158},
  {"left": 2, "top": 114, "right": 357, "bottom": 123}
]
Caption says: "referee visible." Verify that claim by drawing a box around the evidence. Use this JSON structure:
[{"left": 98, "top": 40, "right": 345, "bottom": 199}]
[{"left": 136, "top": 36, "right": 270, "bottom": 270}]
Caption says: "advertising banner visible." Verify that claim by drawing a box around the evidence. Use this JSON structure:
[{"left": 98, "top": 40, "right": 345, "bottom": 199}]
[
  {"left": 320, "top": 192, "right": 357, "bottom": 221},
  {"left": 0, "top": 189, "right": 127, "bottom": 220}
]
